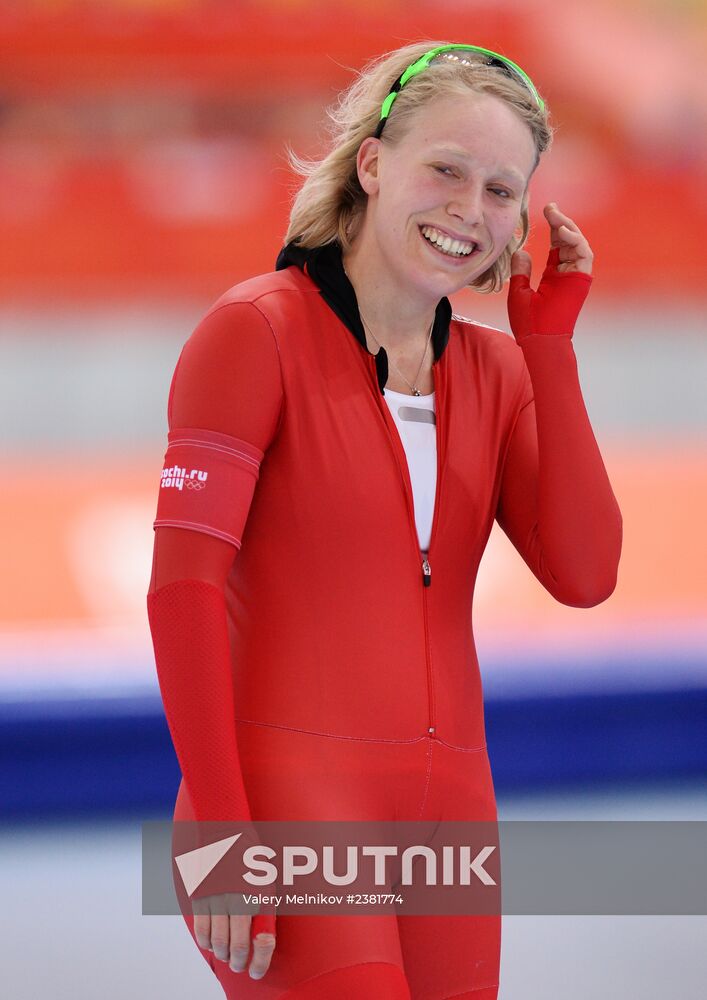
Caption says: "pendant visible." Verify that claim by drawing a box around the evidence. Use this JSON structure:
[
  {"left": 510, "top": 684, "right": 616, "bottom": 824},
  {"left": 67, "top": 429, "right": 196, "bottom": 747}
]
[{"left": 412, "top": 387, "right": 421, "bottom": 396}]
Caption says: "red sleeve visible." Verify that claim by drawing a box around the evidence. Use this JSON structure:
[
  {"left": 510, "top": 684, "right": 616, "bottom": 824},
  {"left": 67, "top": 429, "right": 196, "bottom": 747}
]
[
  {"left": 495, "top": 334, "right": 623, "bottom": 608},
  {"left": 146, "top": 301, "right": 284, "bottom": 823}
]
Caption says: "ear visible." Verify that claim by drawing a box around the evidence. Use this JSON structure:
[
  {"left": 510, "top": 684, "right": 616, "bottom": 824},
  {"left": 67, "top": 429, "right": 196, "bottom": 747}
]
[{"left": 356, "top": 137, "right": 382, "bottom": 196}]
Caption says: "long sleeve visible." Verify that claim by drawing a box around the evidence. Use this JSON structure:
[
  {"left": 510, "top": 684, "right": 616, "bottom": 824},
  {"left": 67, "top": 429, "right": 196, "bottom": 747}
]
[
  {"left": 147, "top": 301, "right": 284, "bottom": 823},
  {"left": 495, "top": 333, "right": 623, "bottom": 608}
]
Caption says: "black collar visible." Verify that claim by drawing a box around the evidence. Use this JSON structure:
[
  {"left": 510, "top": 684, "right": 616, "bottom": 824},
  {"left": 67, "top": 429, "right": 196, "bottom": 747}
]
[{"left": 275, "top": 241, "right": 452, "bottom": 394}]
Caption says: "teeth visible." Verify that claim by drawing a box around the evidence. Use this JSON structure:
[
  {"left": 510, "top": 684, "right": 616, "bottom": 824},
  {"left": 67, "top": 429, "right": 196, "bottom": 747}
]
[{"left": 421, "top": 226, "right": 476, "bottom": 257}]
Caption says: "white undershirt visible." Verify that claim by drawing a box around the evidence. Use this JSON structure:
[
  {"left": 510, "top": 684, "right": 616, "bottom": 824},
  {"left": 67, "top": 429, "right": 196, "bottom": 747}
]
[{"left": 383, "top": 387, "right": 437, "bottom": 551}]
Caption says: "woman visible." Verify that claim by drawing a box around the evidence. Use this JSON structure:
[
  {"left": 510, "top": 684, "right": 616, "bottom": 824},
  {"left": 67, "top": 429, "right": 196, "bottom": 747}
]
[{"left": 147, "top": 41, "right": 622, "bottom": 999}]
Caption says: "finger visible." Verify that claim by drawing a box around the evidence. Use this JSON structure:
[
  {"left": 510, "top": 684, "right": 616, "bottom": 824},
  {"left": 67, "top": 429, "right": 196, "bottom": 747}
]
[
  {"left": 557, "top": 244, "right": 588, "bottom": 264},
  {"left": 547, "top": 217, "right": 565, "bottom": 248},
  {"left": 557, "top": 227, "right": 593, "bottom": 271},
  {"left": 558, "top": 241, "right": 579, "bottom": 260},
  {"left": 229, "top": 915, "right": 252, "bottom": 973},
  {"left": 555, "top": 225, "right": 593, "bottom": 260},
  {"left": 544, "top": 204, "right": 585, "bottom": 249},
  {"left": 249, "top": 932, "right": 277, "bottom": 980},
  {"left": 210, "top": 913, "right": 231, "bottom": 962},
  {"left": 193, "top": 912, "right": 212, "bottom": 952},
  {"left": 557, "top": 258, "right": 593, "bottom": 275},
  {"left": 509, "top": 249, "right": 532, "bottom": 278},
  {"left": 555, "top": 224, "right": 586, "bottom": 247},
  {"left": 544, "top": 203, "right": 582, "bottom": 234}
]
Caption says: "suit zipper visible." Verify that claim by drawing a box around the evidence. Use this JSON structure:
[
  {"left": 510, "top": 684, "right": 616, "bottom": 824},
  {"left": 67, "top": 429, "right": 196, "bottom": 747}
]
[
  {"left": 422, "top": 360, "right": 444, "bottom": 736},
  {"left": 369, "top": 353, "right": 444, "bottom": 738}
]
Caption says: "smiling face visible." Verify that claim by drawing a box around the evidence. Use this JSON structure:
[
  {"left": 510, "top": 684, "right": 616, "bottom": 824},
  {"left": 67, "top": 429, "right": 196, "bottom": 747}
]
[{"left": 354, "top": 91, "right": 538, "bottom": 303}]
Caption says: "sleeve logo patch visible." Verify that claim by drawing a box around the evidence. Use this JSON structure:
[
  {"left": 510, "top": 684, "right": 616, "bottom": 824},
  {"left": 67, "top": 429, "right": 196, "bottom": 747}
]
[{"left": 161, "top": 465, "right": 209, "bottom": 492}]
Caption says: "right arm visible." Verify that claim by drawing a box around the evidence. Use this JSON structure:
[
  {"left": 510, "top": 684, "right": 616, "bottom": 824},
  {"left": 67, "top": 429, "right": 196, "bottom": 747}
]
[{"left": 146, "top": 300, "right": 284, "bottom": 974}]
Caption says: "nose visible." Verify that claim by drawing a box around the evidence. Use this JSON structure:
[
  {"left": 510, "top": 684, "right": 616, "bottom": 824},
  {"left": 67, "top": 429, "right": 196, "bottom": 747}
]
[{"left": 446, "top": 179, "right": 484, "bottom": 226}]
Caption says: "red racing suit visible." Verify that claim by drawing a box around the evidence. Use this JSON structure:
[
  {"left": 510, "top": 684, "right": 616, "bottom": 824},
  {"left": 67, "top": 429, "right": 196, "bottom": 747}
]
[{"left": 146, "top": 241, "right": 623, "bottom": 998}]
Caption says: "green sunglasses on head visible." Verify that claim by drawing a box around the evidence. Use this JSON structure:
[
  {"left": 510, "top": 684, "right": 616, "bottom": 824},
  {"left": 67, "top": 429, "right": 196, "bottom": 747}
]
[{"left": 374, "top": 44, "right": 545, "bottom": 139}]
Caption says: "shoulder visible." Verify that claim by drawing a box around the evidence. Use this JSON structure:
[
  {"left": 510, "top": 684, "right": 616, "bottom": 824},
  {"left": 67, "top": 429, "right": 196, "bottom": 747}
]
[
  {"left": 207, "top": 266, "right": 318, "bottom": 321},
  {"left": 173, "top": 272, "right": 306, "bottom": 400},
  {"left": 179, "top": 266, "right": 316, "bottom": 363},
  {"left": 168, "top": 273, "right": 290, "bottom": 435},
  {"left": 449, "top": 312, "right": 529, "bottom": 407},
  {"left": 450, "top": 311, "right": 522, "bottom": 365}
]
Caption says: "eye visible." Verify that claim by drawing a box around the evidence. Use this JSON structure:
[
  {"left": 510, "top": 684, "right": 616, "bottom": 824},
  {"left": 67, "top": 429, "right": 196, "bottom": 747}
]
[
  {"left": 433, "top": 165, "right": 457, "bottom": 177},
  {"left": 490, "top": 187, "right": 512, "bottom": 199}
]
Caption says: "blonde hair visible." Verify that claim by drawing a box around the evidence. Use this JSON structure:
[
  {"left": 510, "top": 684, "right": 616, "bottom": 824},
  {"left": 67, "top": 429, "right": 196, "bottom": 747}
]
[{"left": 284, "top": 41, "right": 553, "bottom": 293}]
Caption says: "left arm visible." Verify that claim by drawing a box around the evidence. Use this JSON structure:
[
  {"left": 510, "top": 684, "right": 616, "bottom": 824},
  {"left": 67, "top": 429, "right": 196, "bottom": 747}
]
[{"left": 495, "top": 203, "right": 623, "bottom": 607}]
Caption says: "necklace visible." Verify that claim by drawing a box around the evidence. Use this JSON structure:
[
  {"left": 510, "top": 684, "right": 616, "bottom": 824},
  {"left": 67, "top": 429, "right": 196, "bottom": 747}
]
[
  {"left": 342, "top": 261, "right": 434, "bottom": 396},
  {"left": 359, "top": 312, "right": 434, "bottom": 396}
]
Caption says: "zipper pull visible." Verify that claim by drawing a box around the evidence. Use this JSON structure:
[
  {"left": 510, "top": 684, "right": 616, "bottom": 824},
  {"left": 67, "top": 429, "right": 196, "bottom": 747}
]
[{"left": 422, "top": 555, "right": 431, "bottom": 587}]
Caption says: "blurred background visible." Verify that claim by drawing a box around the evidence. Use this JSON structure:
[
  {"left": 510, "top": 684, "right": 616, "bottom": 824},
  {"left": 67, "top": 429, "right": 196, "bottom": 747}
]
[{"left": 1, "top": 1, "right": 705, "bottom": 997}]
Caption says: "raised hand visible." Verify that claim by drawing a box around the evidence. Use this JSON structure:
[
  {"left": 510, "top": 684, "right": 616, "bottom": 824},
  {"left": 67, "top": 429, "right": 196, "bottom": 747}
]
[{"left": 507, "top": 203, "right": 593, "bottom": 342}]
